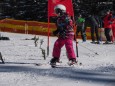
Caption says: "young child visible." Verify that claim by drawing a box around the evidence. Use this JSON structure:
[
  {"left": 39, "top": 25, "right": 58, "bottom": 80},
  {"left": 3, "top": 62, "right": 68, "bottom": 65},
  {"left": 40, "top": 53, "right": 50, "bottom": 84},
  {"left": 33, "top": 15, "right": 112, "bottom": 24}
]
[{"left": 50, "top": 4, "right": 77, "bottom": 67}]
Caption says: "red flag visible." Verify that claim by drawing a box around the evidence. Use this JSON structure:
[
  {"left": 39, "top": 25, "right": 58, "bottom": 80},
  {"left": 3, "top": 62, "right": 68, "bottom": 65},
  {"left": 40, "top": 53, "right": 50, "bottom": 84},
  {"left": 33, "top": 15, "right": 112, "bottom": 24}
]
[{"left": 48, "top": 0, "right": 74, "bottom": 17}]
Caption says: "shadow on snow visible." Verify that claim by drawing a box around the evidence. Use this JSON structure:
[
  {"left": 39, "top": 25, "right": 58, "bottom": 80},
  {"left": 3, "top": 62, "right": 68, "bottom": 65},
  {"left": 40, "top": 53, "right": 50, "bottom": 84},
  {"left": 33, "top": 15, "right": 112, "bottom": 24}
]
[{"left": 0, "top": 62, "right": 115, "bottom": 84}]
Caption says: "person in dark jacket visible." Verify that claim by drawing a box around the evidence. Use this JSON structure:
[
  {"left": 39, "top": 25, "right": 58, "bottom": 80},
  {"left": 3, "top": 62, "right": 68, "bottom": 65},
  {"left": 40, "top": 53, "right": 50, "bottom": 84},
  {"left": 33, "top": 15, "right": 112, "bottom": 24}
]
[
  {"left": 76, "top": 14, "right": 86, "bottom": 42},
  {"left": 88, "top": 14, "right": 100, "bottom": 44}
]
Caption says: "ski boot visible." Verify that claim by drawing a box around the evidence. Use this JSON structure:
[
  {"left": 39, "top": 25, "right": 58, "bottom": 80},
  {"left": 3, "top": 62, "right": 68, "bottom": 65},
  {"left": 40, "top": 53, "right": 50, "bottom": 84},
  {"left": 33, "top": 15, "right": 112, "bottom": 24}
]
[
  {"left": 50, "top": 58, "right": 60, "bottom": 68},
  {"left": 103, "top": 41, "right": 113, "bottom": 44},
  {"left": 90, "top": 41, "right": 96, "bottom": 44},
  {"left": 68, "top": 59, "right": 78, "bottom": 66}
]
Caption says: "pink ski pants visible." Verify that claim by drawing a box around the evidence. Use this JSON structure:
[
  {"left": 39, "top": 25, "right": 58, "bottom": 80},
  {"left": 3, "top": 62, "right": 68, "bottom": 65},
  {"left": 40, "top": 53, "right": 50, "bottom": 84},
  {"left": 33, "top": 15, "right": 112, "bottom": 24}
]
[{"left": 52, "top": 38, "right": 76, "bottom": 60}]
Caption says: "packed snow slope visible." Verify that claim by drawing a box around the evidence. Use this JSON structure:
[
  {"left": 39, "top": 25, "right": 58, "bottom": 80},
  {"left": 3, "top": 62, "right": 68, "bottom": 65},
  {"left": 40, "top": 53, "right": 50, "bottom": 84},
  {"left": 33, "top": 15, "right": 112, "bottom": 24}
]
[{"left": 0, "top": 32, "right": 115, "bottom": 86}]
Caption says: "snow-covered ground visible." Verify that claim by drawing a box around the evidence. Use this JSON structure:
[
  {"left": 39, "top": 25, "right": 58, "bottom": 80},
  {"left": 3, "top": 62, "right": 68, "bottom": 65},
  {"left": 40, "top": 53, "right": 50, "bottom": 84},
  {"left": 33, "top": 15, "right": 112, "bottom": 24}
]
[{"left": 0, "top": 32, "right": 115, "bottom": 86}]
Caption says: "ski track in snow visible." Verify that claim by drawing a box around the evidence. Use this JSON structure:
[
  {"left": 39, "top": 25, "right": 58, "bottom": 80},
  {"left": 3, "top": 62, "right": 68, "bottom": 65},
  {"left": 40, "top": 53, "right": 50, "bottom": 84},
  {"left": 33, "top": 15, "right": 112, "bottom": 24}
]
[{"left": 0, "top": 32, "right": 115, "bottom": 86}]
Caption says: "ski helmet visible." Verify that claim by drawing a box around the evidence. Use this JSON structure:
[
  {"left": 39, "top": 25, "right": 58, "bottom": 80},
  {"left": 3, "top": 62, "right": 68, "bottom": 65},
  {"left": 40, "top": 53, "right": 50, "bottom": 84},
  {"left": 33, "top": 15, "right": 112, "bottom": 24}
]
[{"left": 54, "top": 4, "right": 66, "bottom": 14}]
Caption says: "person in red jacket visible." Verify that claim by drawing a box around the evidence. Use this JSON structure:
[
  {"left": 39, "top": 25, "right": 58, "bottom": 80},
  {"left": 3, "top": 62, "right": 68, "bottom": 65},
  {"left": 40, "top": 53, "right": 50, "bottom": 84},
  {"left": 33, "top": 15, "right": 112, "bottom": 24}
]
[
  {"left": 103, "top": 10, "right": 113, "bottom": 44},
  {"left": 111, "top": 17, "right": 115, "bottom": 42}
]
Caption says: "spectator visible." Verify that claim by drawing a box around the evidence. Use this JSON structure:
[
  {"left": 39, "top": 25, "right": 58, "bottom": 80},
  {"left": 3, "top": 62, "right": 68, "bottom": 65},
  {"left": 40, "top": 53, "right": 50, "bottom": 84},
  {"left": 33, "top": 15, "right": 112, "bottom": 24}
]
[
  {"left": 76, "top": 14, "right": 86, "bottom": 42},
  {"left": 88, "top": 14, "right": 100, "bottom": 44},
  {"left": 111, "top": 16, "right": 115, "bottom": 42},
  {"left": 103, "top": 10, "right": 113, "bottom": 44}
]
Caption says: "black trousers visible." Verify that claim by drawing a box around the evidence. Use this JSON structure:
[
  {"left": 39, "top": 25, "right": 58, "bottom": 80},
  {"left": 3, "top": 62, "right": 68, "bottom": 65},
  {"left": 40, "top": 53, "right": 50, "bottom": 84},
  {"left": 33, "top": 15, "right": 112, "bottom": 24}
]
[
  {"left": 90, "top": 25, "right": 99, "bottom": 42},
  {"left": 76, "top": 26, "right": 86, "bottom": 41},
  {"left": 104, "top": 28, "right": 111, "bottom": 42}
]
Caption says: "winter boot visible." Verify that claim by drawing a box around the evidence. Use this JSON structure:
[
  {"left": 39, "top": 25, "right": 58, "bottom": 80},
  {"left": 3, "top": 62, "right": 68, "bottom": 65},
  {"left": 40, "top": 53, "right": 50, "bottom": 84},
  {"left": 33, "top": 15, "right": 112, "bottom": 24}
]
[
  {"left": 104, "top": 41, "right": 113, "bottom": 44},
  {"left": 90, "top": 41, "right": 95, "bottom": 44}
]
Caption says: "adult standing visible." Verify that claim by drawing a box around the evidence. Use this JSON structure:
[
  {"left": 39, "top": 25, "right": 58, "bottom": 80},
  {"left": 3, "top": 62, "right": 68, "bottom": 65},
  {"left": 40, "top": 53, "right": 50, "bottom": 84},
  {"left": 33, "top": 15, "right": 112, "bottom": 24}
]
[
  {"left": 76, "top": 14, "right": 86, "bottom": 42},
  {"left": 88, "top": 14, "right": 100, "bottom": 44},
  {"left": 111, "top": 16, "right": 115, "bottom": 42},
  {"left": 103, "top": 10, "right": 113, "bottom": 44}
]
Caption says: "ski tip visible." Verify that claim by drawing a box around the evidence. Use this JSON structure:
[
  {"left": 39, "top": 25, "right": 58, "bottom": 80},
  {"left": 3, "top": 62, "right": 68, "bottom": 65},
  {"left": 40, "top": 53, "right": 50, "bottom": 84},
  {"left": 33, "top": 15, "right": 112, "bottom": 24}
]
[
  {"left": 34, "top": 63, "right": 42, "bottom": 66},
  {"left": 51, "top": 65, "right": 56, "bottom": 68},
  {"left": 79, "top": 62, "right": 82, "bottom": 66}
]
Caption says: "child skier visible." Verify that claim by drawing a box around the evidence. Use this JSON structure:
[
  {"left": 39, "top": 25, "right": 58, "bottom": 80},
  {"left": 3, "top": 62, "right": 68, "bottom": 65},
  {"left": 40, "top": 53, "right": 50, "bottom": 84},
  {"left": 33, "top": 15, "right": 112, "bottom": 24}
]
[{"left": 50, "top": 4, "right": 77, "bottom": 67}]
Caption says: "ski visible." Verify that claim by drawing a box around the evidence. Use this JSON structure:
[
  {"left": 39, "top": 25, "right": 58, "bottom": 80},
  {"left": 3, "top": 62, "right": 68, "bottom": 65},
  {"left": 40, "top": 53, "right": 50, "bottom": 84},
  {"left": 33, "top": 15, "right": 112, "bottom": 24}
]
[
  {"left": 50, "top": 62, "right": 82, "bottom": 68},
  {"left": 90, "top": 41, "right": 100, "bottom": 44},
  {"left": 103, "top": 42, "right": 113, "bottom": 44}
]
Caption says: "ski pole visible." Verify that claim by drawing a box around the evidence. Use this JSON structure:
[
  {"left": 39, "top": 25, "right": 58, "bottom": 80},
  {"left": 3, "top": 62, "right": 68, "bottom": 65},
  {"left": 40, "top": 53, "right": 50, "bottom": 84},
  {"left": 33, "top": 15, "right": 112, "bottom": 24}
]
[
  {"left": 0, "top": 52, "right": 5, "bottom": 64},
  {"left": 72, "top": 14, "right": 79, "bottom": 57},
  {"left": 79, "top": 44, "right": 99, "bottom": 55},
  {"left": 74, "top": 25, "right": 79, "bottom": 57}
]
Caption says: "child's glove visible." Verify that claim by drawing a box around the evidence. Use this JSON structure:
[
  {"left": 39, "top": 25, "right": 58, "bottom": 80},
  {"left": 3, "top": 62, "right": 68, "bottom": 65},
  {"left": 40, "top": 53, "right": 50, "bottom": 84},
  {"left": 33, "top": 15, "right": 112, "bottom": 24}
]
[{"left": 53, "top": 29, "right": 59, "bottom": 36}]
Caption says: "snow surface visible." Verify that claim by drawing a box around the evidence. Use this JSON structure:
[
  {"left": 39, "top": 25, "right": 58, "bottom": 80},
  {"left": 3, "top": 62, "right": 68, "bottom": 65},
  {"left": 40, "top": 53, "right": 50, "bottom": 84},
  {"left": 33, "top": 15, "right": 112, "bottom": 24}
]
[{"left": 0, "top": 32, "right": 115, "bottom": 86}]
